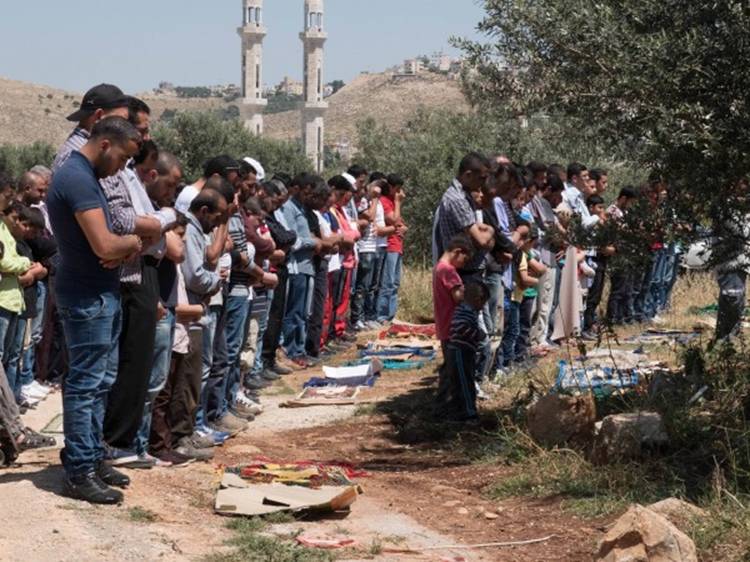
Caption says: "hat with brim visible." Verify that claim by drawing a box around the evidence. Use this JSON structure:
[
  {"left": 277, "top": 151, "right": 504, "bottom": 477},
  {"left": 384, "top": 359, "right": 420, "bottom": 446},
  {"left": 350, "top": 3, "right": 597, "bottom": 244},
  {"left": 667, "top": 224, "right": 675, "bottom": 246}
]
[{"left": 67, "top": 83, "right": 131, "bottom": 122}]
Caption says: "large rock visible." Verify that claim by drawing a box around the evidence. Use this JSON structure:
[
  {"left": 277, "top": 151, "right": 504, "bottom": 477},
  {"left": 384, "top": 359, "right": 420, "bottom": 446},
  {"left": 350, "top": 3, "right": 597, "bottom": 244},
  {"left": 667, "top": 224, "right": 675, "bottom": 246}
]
[
  {"left": 597, "top": 504, "right": 698, "bottom": 562},
  {"left": 648, "top": 498, "right": 707, "bottom": 534},
  {"left": 526, "top": 393, "right": 596, "bottom": 448},
  {"left": 593, "top": 411, "right": 668, "bottom": 464}
]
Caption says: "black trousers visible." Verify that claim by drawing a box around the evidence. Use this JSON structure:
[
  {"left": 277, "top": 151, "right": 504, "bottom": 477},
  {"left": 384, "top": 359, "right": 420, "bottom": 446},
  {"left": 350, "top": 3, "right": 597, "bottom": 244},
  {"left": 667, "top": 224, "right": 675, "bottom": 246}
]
[
  {"left": 607, "top": 270, "right": 634, "bottom": 324},
  {"left": 262, "top": 266, "right": 288, "bottom": 366},
  {"left": 103, "top": 263, "right": 159, "bottom": 450},
  {"left": 150, "top": 329, "right": 203, "bottom": 452},
  {"left": 584, "top": 256, "right": 608, "bottom": 331},
  {"left": 305, "top": 263, "right": 329, "bottom": 357},
  {"left": 716, "top": 271, "right": 747, "bottom": 340}
]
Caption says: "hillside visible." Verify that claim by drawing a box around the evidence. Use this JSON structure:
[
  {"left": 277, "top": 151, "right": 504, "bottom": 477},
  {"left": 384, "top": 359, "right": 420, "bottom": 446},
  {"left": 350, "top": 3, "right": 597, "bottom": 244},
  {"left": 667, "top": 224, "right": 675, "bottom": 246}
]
[
  {"left": 0, "top": 72, "right": 469, "bottom": 150},
  {"left": 264, "top": 72, "right": 470, "bottom": 145},
  {"left": 0, "top": 76, "right": 230, "bottom": 148}
]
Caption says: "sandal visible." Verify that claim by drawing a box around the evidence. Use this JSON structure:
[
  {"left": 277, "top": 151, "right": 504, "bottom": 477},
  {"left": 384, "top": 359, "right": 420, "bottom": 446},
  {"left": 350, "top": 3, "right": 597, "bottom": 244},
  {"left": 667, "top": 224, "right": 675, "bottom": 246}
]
[{"left": 18, "top": 429, "right": 56, "bottom": 451}]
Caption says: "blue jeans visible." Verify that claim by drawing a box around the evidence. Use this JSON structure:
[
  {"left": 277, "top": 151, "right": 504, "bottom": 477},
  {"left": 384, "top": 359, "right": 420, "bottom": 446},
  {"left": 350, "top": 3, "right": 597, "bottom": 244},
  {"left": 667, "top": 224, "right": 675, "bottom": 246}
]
[
  {"left": 376, "top": 252, "right": 403, "bottom": 322},
  {"left": 196, "top": 305, "right": 220, "bottom": 428},
  {"left": 134, "top": 309, "right": 175, "bottom": 455},
  {"left": 5, "top": 317, "right": 25, "bottom": 400},
  {"left": 250, "top": 291, "right": 272, "bottom": 377},
  {"left": 282, "top": 274, "right": 312, "bottom": 359},
  {"left": 20, "top": 281, "right": 46, "bottom": 389},
  {"left": 221, "top": 293, "right": 251, "bottom": 416},
  {"left": 57, "top": 291, "right": 121, "bottom": 478},
  {"left": 500, "top": 293, "right": 520, "bottom": 367}
]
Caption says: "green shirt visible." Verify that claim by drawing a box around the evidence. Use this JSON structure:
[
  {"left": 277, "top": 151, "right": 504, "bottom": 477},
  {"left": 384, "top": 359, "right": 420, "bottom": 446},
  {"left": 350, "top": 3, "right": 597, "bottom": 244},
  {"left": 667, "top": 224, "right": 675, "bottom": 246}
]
[
  {"left": 0, "top": 221, "right": 31, "bottom": 313},
  {"left": 523, "top": 251, "right": 538, "bottom": 299}
]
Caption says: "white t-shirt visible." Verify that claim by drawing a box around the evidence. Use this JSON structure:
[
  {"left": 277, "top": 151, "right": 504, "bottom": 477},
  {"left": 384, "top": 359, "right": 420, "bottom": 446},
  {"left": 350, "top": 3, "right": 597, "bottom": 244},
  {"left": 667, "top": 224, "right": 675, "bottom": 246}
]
[
  {"left": 175, "top": 184, "right": 200, "bottom": 214},
  {"left": 375, "top": 201, "right": 387, "bottom": 249},
  {"left": 316, "top": 210, "right": 341, "bottom": 273},
  {"left": 172, "top": 267, "right": 190, "bottom": 355}
]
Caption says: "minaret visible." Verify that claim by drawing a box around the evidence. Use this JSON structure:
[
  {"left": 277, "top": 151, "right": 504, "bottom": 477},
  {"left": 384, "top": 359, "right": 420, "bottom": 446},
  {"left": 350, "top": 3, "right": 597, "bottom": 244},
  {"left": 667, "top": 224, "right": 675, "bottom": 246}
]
[
  {"left": 238, "top": 0, "right": 267, "bottom": 135},
  {"left": 300, "top": 0, "right": 327, "bottom": 172}
]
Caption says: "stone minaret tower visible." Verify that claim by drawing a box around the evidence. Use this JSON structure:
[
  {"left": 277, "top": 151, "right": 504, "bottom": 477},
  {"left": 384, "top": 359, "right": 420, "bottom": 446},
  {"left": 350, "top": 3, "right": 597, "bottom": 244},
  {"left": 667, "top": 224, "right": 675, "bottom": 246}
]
[
  {"left": 300, "top": 0, "right": 327, "bottom": 172},
  {"left": 238, "top": 0, "right": 267, "bottom": 135}
]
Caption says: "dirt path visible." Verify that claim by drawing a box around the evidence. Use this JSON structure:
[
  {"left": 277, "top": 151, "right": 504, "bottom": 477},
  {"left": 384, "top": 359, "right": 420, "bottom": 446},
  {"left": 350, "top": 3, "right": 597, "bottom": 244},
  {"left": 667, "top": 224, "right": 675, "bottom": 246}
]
[{"left": 0, "top": 383, "right": 483, "bottom": 561}]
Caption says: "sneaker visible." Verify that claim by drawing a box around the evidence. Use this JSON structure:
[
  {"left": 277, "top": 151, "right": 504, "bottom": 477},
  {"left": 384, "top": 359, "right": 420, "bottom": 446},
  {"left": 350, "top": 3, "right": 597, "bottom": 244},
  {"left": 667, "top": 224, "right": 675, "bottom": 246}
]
[
  {"left": 354, "top": 320, "right": 366, "bottom": 331},
  {"left": 22, "top": 383, "right": 49, "bottom": 399},
  {"left": 364, "top": 321, "right": 381, "bottom": 331},
  {"left": 475, "top": 382, "right": 489, "bottom": 401},
  {"left": 207, "top": 416, "right": 246, "bottom": 437},
  {"left": 151, "top": 449, "right": 194, "bottom": 467},
  {"left": 66, "top": 472, "right": 123, "bottom": 505},
  {"left": 302, "top": 355, "right": 321, "bottom": 367},
  {"left": 189, "top": 430, "right": 220, "bottom": 449},
  {"left": 195, "top": 426, "right": 230, "bottom": 446},
  {"left": 97, "top": 462, "right": 131, "bottom": 488},
  {"left": 261, "top": 368, "right": 281, "bottom": 381},
  {"left": 339, "top": 333, "right": 357, "bottom": 343},
  {"left": 19, "top": 393, "right": 41, "bottom": 406},
  {"left": 175, "top": 437, "right": 215, "bottom": 462},
  {"left": 235, "top": 392, "right": 263, "bottom": 415},
  {"left": 267, "top": 362, "right": 293, "bottom": 376},
  {"left": 30, "top": 380, "right": 52, "bottom": 394},
  {"left": 140, "top": 452, "right": 172, "bottom": 468},
  {"left": 105, "top": 447, "right": 153, "bottom": 468},
  {"left": 244, "top": 375, "right": 269, "bottom": 391}
]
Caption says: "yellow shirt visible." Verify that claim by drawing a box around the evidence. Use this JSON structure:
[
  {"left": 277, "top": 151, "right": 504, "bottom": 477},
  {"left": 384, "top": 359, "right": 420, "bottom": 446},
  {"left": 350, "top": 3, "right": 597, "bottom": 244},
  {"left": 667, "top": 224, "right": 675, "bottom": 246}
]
[
  {"left": 0, "top": 221, "right": 31, "bottom": 313},
  {"left": 512, "top": 253, "right": 528, "bottom": 303}
]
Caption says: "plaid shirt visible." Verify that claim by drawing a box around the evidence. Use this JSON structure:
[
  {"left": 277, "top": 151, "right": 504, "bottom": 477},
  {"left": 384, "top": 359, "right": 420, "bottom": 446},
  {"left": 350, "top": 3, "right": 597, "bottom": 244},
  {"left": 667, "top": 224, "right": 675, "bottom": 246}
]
[
  {"left": 52, "top": 127, "right": 90, "bottom": 175},
  {"left": 437, "top": 179, "right": 483, "bottom": 270}
]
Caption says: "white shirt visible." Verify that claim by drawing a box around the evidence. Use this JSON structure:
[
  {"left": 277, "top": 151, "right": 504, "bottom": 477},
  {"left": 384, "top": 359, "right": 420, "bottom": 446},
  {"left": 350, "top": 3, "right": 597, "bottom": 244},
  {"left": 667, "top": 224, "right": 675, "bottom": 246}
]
[{"left": 316, "top": 210, "right": 341, "bottom": 272}]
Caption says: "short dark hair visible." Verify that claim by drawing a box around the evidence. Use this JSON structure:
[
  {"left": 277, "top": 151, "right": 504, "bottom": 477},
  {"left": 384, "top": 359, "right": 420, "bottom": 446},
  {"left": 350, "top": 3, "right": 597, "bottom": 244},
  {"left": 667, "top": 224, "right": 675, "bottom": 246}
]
[
  {"left": 189, "top": 188, "right": 224, "bottom": 213},
  {"left": 618, "top": 186, "right": 637, "bottom": 200},
  {"left": 586, "top": 194, "right": 604, "bottom": 207},
  {"left": 128, "top": 97, "right": 151, "bottom": 123},
  {"left": 589, "top": 168, "right": 607, "bottom": 182},
  {"left": 369, "top": 171, "right": 387, "bottom": 183},
  {"left": 547, "top": 163, "right": 565, "bottom": 178},
  {"left": 261, "top": 180, "right": 281, "bottom": 198},
  {"left": 311, "top": 182, "right": 331, "bottom": 202},
  {"left": 328, "top": 175, "right": 352, "bottom": 192},
  {"left": 204, "top": 176, "right": 235, "bottom": 204},
  {"left": 567, "top": 162, "right": 587, "bottom": 180},
  {"left": 203, "top": 155, "right": 240, "bottom": 179},
  {"left": 387, "top": 174, "right": 404, "bottom": 188},
  {"left": 446, "top": 233, "right": 475, "bottom": 257},
  {"left": 22, "top": 206, "right": 45, "bottom": 230},
  {"left": 134, "top": 139, "right": 159, "bottom": 166},
  {"left": 347, "top": 165, "right": 367, "bottom": 178},
  {"left": 6, "top": 202, "right": 26, "bottom": 217},
  {"left": 464, "top": 281, "right": 490, "bottom": 304},
  {"left": 244, "top": 196, "right": 263, "bottom": 215},
  {"left": 271, "top": 172, "right": 292, "bottom": 188},
  {"left": 156, "top": 151, "right": 181, "bottom": 176},
  {"left": 458, "top": 151, "right": 490, "bottom": 175},
  {"left": 546, "top": 174, "right": 565, "bottom": 193},
  {"left": 527, "top": 161, "right": 547, "bottom": 175},
  {"left": 90, "top": 116, "right": 142, "bottom": 146},
  {"left": 0, "top": 173, "right": 14, "bottom": 191},
  {"left": 174, "top": 211, "right": 189, "bottom": 228},
  {"left": 292, "top": 173, "right": 322, "bottom": 192}
]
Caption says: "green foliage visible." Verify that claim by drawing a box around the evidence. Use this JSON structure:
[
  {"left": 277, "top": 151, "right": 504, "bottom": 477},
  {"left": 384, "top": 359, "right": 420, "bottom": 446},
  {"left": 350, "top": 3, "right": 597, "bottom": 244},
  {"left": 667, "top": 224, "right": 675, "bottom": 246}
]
[
  {"left": 153, "top": 112, "right": 312, "bottom": 183},
  {"left": 455, "top": 0, "right": 750, "bottom": 242},
  {"left": 0, "top": 142, "right": 56, "bottom": 180},
  {"left": 265, "top": 93, "right": 303, "bottom": 115},
  {"left": 328, "top": 80, "right": 345, "bottom": 95}
]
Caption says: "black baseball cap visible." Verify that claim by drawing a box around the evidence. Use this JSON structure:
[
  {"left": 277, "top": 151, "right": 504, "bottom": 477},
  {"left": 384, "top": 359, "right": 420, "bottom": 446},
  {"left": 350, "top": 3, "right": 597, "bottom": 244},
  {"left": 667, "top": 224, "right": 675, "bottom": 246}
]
[{"left": 67, "top": 83, "right": 131, "bottom": 122}]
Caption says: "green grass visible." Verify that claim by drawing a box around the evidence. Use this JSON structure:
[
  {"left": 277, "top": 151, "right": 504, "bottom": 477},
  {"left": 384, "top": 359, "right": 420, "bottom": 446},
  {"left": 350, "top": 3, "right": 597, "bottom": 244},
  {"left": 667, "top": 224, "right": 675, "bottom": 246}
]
[
  {"left": 205, "top": 517, "right": 335, "bottom": 562},
  {"left": 127, "top": 506, "right": 159, "bottom": 523}
]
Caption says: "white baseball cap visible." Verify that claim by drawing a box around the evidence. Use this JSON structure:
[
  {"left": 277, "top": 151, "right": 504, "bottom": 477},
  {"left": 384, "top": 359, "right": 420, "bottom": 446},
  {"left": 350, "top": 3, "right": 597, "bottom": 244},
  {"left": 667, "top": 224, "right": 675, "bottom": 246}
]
[{"left": 242, "top": 157, "right": 265, "bottom": 181}]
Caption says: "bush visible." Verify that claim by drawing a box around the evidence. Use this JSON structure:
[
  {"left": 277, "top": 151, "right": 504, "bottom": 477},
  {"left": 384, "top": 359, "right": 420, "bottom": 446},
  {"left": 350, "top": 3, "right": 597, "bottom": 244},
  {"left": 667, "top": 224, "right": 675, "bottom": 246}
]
[
  {"left": 153, "top": 112, "right": 312, "bottom": 182},
  {"left": 0, "top": 142, "right": 56, "bottom": 179}
]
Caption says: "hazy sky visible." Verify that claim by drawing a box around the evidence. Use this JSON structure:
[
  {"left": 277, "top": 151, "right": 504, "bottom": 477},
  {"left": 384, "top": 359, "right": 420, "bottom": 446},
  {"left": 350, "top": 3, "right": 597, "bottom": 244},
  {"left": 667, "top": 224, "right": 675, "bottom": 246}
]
[{"left": 0, "top": 0, "right": 486, "bottom": 94}]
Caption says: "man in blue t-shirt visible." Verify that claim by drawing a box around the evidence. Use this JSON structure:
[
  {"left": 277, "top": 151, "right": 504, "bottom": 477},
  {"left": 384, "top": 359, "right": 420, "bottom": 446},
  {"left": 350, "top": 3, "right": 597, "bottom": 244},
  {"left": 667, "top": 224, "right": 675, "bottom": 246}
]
[{"left": 47, "top": 117, "right": 143, "bottom": 505}]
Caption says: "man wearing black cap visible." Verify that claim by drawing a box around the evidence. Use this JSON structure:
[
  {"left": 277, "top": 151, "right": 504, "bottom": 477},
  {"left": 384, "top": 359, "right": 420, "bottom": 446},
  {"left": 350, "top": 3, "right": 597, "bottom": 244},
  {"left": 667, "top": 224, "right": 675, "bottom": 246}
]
[{"left": 52, "top": 84, "right": 132, "bottom": 174}]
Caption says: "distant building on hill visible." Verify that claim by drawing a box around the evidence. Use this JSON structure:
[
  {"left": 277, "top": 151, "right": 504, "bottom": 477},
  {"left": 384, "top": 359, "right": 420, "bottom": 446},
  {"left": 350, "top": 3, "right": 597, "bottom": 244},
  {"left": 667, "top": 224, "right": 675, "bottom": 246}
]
[{"left": 277, "top": 76, "right": 304, "bottom": 96}]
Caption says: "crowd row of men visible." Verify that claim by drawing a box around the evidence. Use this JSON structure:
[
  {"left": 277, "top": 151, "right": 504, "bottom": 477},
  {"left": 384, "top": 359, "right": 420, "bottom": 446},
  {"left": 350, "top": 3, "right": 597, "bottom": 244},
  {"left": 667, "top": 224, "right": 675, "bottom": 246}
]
[
  {"left": 0, "top": 84, "right": 409, "bottom": 505},
  {"left": 430, "top": 153, "right": 681, "bottom": 420}
]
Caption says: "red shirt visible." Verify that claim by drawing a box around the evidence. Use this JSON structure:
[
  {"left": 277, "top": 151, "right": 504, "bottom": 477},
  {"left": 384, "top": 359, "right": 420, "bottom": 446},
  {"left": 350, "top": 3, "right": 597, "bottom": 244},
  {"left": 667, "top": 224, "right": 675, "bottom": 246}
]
[
  {"left": 433, "top": 260, "right": 463, "bottom": 342},
  {"left": 380, "top": 195, "right": 403, "bottom": 254}
]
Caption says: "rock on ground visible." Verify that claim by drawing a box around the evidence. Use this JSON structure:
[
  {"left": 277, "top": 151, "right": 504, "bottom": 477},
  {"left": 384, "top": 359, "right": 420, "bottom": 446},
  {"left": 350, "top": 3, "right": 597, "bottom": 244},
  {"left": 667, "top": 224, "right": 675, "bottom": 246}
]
[
  {"left": 526, "top": 394, "right": 596, "bottom": 448},
  {"left": 596, "top": 504, "right": 698, "bottom": 562},
  {"left": 593, "top": 411, "right": 668, "bottom": 464}
]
